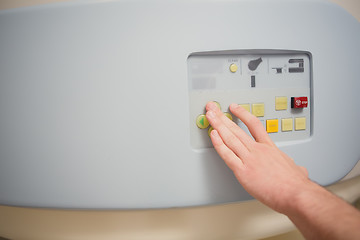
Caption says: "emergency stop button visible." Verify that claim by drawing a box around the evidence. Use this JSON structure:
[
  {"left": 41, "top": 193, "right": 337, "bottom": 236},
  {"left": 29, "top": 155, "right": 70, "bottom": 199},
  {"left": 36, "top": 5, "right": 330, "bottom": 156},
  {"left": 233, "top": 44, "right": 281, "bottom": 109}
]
[{"left": 291, "top": 97, "right": 308, "bottom": 108}]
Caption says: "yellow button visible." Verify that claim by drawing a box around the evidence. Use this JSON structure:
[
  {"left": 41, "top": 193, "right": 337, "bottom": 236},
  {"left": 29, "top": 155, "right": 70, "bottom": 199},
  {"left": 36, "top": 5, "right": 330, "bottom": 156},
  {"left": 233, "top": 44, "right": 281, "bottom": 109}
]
[
  {"left": 224, "top": 112, "right": 233, "bottom": 121},
  {"left": 281, "top": 118, "right": 293, "bottom": 132},
  {"left": 295, "top": 117, "right": 306, "bottom": 131},
  {"left": 275, "top": 96, "right": 288, "bottom": 111},
  {"left": 208, "top": 126, "right": 214, "bottom": 137},
  {"left": 196, "top": 114, "right": 209, "bottom": 129},
  {"left": 229, "top": 63, "right": 238, "bottom": 73},
  {"left": 213, "top": 101, "right": 221, "bottom": 110},
  {"left": 239, "top": 104, "right": 250, "bottom": 112},
  {"left": 266, "top": 119, "right": 279, "bottom": 133},
  {"left": 252, "top": 103, "right": 265, "bottom": 117}
]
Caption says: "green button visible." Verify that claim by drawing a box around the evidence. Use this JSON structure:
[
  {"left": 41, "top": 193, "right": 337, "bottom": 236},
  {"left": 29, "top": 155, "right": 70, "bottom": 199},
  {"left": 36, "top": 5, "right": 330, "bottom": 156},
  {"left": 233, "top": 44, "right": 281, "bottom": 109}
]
[{"left": 196, "top": 114, "right": 209, "bottom": 129}]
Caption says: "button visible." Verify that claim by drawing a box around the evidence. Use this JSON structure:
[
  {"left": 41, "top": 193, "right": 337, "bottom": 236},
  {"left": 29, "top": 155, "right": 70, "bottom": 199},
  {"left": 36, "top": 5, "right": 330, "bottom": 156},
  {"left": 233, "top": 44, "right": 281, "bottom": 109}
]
[
  {"left": 252, "top": 103, "right": 265, "bottom": 117},
  {"left": 266, "top": 119, "right": 279, "bottom": 133},
  {"left": 239, "top": 104, "right": 250, "bottom": 112},
  {"left": 275, "top": 97, "right": 288, "bottom": 110},
  {"left": 295, "top": 117, "right": 306, "bottom": 131},
  {"left": 281, "top": 118, "right": 293, "bottom": 132},
  {"left": 208, "top": 126, "right": 214, "bottom": 137},
  {"left": 213, "top": 101, "right": 221, "bottom": 110},
  {"left": 229, "top": 63, "right": 238, "bottom": 73},
  {"left": 291, "top": 97, "right": 308, "bottom": 108},
  {"left": 196, "top": 114, "right": 209, "bottom": 129},
  {"left": 224, "top": 112, "right": 233, "bottom": 121}
]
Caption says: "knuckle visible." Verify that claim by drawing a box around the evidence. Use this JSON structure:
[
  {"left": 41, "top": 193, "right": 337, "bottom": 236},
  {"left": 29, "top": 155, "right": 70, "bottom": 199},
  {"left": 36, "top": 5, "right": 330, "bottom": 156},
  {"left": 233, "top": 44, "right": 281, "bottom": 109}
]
[{"left": 224, "top": 133, "right": 238, "bottom": 147}]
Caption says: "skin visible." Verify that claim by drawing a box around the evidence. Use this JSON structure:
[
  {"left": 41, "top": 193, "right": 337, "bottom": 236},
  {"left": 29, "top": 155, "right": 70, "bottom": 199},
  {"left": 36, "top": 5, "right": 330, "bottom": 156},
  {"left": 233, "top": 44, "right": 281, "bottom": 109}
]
[{"left": 205, "top": 101, "right": 360, "bottom": 240}]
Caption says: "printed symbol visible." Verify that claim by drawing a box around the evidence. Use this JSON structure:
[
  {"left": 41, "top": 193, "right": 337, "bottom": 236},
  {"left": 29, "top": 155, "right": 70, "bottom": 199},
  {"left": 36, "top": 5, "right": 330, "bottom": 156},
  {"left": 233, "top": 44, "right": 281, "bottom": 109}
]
[
  {"left": 200, "top": 118, "right": 205, "bottom": 126},
  {"left": 291, "top": 97, "right": 308, "bottom": 109},
  {"left": 289, "top": 59, "right": 304, "bottom": 73},
  {"left": 272, "top": 67, "right": 282, "bottom": 73},
  {"left": 251, "top": 75, "right": 256, "bottom": 88},
  {"left": 248, "top": 57, "right": 263, "bottom": 71}
]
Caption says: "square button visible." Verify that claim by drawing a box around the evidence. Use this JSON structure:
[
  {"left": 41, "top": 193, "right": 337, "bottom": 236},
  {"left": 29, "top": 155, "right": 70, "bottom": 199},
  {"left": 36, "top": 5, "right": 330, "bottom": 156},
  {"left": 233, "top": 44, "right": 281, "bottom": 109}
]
[
  {"left": 266, "top": 119, "right": 279, "bottom": 133},
  {"left": 252, "top": 103, "right": 265, "bottom": 117},
  {"left": 295, "top": 117, "right": 306, "bottom": 131},
  {"left": 275, "top": 97, "right": 288, "bottom": 111},
  {"left": 281, "top": 118, "right": 293, "bottom": 132},
  {"left": 239, "top": 104, "right": 250, "bottom": 112}
]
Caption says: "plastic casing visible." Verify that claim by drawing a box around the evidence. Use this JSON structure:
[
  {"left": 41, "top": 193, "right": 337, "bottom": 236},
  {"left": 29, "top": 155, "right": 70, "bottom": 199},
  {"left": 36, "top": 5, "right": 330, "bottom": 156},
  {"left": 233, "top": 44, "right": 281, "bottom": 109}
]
[{"left": 0, "top": 0, "right": 359, "bottom": 209}]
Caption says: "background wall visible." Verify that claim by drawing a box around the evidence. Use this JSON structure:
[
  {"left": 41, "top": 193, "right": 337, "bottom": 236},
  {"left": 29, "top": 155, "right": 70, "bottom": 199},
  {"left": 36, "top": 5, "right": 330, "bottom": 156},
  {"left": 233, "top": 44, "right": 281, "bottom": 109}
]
[{"left": 0, "top": 0, "right": 359, "bottom": 240}]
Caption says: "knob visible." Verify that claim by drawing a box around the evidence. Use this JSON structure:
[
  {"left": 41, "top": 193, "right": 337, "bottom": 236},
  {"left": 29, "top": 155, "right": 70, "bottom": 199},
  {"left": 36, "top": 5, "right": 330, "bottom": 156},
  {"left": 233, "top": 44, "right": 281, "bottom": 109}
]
[{"left": 248, "top": 57, "right": 263, "bottom": 71}]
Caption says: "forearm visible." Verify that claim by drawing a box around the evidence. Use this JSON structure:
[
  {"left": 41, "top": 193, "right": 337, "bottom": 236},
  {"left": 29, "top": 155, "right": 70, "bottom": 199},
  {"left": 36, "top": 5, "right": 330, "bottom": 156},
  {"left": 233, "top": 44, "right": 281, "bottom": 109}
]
[{"left": 285, "top": 181, "right": 360, "bottom": 240}]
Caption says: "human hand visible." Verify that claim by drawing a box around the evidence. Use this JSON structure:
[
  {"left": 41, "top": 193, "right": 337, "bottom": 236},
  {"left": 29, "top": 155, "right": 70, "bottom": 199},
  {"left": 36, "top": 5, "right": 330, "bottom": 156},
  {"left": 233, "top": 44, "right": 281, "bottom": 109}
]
[{"left": 205, "top": 102, "right": 311, "bottom": 213}]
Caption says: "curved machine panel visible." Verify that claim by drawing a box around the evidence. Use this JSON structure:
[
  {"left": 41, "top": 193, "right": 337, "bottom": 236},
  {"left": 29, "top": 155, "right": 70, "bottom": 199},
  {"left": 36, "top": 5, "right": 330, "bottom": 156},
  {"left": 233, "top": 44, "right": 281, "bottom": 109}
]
[{"left": 0, "top": 0, "right": 359, "bottom": 209}]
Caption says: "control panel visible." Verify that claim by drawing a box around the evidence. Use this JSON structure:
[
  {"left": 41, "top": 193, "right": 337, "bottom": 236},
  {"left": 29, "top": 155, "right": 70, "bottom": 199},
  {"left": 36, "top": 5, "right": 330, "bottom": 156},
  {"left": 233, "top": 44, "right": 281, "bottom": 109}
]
[{"left": 188, "top": 50, "right": 312, "bottom": 149}]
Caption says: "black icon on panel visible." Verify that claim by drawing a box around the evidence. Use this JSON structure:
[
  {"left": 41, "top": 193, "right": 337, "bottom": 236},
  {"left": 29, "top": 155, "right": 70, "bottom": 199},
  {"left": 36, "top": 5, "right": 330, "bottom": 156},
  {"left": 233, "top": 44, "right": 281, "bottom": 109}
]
[
  {"left": 248, "top": 57, "right": 263, "bottom": 71},
  {"left": 273, "top": 67, "right": 282, "bottom": 73},
  {"left": 289, "top": 59, "right": 304, "bottom": 73},
  {"left": 251, "top": 75, "right": 256, "bottom": 88}
]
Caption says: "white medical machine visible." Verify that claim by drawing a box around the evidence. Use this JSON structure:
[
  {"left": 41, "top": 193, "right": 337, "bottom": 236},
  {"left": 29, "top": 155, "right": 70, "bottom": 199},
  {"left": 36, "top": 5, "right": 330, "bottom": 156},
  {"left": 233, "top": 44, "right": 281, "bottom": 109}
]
[{"left": 0, "top": 0, "right": 359, "bottom": 209}]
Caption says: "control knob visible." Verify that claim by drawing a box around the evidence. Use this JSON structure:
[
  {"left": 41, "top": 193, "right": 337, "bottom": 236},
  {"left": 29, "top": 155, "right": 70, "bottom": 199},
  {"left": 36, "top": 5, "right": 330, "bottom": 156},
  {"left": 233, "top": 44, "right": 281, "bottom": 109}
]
[{"left": 248, "top": 57, "right": 263, "bottom": 71}]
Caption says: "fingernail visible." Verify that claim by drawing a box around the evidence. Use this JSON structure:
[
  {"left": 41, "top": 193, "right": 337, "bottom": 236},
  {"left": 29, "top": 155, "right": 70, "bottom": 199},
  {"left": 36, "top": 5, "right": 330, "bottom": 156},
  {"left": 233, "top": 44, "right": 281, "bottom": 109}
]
[
  {"left": 211, "top": 129, "right": 219, "bottom": 138},
  {"left": 207, "top": 101, "right": 218, "bottom": 110},
  {"left": 230, "top": 103, "right": 239, "bottom": 109}
]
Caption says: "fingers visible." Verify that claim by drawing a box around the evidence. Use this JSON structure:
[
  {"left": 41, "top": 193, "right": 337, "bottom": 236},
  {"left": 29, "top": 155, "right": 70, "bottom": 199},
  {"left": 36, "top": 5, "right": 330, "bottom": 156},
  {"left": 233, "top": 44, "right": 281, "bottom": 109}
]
[
  {"left": 229, "top": 103, "right": 274, "bottom": 145},
  {"left": 206, "top": 109, "right": 250, "bottom": 159},
  {"left": 206, "top": 102, "right": 254, "bottom": 150},
  {"left": 210, "top": 129, "right": 244, "bottom": 171}
]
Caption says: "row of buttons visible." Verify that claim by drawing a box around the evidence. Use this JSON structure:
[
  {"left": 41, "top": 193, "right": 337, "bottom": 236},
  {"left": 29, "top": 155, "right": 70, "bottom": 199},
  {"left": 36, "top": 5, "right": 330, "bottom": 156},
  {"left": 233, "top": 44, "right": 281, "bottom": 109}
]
[
  {"left": 238, "top": 103, "right": 264, "bottom": 117},
  {"left": 196, "top": 101, "right": 307, "bottom": 136},
  {"left": 195, "top": 100, "right": 306, "bottom": 126},
  {"left": 197, "top": 96, "right": 307, "bottom": 122},
  {"left": 276, "top": 96, "right": 308, "bottom": 110},
  {"left": 197, "top": 114, "right": 307, "bottom": 136},
  {"left": 266, "top": 117, "right": 306, "bottom": 133},
  {"left": 236, "top": 96, "right": 308, "bottom": 118}
]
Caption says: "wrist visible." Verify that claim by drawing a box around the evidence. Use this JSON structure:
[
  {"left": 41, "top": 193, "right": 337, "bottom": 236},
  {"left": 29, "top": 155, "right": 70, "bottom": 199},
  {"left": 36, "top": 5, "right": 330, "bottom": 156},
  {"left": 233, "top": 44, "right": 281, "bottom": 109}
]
[{"left": 279, "top": 179, "right": 324, "bottom": 216}]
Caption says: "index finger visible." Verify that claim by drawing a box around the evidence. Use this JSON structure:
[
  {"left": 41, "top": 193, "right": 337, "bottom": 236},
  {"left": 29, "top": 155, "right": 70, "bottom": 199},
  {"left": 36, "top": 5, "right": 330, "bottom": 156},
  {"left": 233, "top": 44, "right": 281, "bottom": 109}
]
[{"left": 229, "top": 103, "right": 274, "bottom": 146}]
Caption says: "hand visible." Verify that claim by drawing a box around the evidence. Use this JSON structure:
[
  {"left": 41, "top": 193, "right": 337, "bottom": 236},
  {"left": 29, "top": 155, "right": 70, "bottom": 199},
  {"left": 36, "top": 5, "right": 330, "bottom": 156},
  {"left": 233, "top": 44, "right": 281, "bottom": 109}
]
[{"left": 205, "top": 102, "right": 311, "bottom": 213}]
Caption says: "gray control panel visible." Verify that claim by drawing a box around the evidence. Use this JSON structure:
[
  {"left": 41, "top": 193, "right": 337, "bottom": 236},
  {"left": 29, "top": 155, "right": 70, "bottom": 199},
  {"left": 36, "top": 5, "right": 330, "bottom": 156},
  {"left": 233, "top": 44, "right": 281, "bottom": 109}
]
[{"left": 188, "top": 50, "right": 312, "bottom": 149}]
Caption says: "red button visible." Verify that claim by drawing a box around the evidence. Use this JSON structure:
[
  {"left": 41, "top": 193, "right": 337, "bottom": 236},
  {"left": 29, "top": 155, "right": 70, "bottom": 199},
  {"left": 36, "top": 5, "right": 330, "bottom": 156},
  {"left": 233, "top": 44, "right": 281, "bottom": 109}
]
[{"left": 291, "top": 97, "right": 308, "bottom": 108}]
